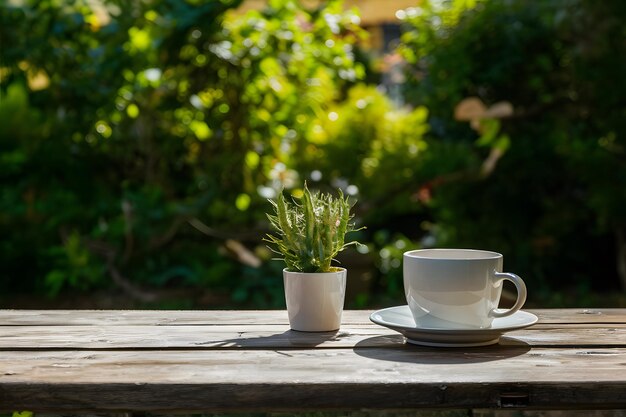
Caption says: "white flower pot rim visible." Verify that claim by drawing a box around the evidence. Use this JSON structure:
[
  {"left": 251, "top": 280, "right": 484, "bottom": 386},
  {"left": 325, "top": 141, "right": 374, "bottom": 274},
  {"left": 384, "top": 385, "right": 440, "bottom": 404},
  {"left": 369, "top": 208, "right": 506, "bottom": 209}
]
[{"left": 283, "top": 267, "right": 346, "bottom": 275}]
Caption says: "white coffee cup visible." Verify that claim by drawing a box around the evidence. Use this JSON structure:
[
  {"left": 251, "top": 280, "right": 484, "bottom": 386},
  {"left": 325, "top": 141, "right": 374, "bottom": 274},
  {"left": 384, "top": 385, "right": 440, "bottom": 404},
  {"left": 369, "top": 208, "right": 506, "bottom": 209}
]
[{"left": 403, "top": 249, "right": 527, "bottom": 329}]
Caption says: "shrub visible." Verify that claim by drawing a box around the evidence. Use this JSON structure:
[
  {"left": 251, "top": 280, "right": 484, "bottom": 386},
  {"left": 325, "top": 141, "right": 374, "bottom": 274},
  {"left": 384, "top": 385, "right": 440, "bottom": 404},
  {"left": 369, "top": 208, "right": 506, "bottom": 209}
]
[
  {"left": 398, "top": 0, "right": 626, "bottom": 298},
  {"left": 0, "top": 0, "right": 365, "bottom": 305}
]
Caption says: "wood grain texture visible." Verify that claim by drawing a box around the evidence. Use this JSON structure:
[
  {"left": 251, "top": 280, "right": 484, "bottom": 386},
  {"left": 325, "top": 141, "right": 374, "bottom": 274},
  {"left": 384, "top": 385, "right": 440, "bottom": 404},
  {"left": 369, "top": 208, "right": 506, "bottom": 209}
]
[
  {"left": 1, "top": 308, "right": 624, "bottom": 326},
  {"left": 0, "top": 309, "right": 625, "bottom": 412},
  {"left": 0, "top": 324, "right": 625, "bottom": 349},
  {"left": 2, "top": 348, "right": 626, "bottom": 383},
  {"left": 0, "top": 349, "right": 625, "bottom": 411},
  {"left": 2, "top": 381, "right": 626, "bottom": 413}
]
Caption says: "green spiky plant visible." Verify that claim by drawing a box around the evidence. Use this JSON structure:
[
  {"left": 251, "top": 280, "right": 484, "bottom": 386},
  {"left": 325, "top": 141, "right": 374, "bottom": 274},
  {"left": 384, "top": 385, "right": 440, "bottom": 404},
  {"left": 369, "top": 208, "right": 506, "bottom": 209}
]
[{"left": 266, "top": 184, "right": 361, "bottom": 273}]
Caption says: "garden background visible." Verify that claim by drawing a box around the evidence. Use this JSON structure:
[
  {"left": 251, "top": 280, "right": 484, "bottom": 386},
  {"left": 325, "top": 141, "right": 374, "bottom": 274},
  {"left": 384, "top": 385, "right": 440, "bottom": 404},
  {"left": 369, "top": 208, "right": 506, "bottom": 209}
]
[{"left": 1, "top": 0, "right": 626, "bottom": 310}]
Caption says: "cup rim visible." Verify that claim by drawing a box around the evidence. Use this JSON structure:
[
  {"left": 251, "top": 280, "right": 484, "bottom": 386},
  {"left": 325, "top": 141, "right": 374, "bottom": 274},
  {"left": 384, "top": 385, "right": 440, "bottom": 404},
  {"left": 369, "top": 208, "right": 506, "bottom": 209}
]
[{"left": 404, "top": 248, "right": 502, "bottom": 260}]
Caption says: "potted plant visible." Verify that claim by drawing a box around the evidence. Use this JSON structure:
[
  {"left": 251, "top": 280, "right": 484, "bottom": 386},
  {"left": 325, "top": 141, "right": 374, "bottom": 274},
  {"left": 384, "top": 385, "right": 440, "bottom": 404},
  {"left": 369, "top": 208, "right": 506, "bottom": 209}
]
[{"left": 266, "top": 184, "right": 362, "bottom": 332}]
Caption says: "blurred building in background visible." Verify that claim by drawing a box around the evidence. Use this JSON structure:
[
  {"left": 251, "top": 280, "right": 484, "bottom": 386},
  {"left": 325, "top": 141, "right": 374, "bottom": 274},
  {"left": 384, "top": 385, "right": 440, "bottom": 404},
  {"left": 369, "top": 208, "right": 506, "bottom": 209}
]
[
  {"left": 240, "top": 0, "right": 414, "bottom": 51},
  {"left": 240, "top": 0, "right": 413, "bottom": 104}
]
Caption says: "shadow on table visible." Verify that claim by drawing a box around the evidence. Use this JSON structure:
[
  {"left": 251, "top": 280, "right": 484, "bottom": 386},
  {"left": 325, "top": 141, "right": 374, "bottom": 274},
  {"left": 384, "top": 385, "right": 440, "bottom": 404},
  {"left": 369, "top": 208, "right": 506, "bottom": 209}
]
[
  {"left": 352, "top": 335, "right": 531, "bottom": 364},
  {"left": 206, "top": 329, "right": 342, "bottom": 349}
]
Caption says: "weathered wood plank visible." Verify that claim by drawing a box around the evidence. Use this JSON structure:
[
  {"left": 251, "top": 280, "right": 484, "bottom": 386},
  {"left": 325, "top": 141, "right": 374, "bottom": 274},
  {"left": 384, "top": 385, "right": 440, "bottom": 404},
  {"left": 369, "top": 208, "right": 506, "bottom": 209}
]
[
  {"left": 2, "top": 381, "right": 626, "bottom": 413},
  {"left": 0, "top": 324, "right": 625, "bottom": 349},
  {"left": 1, "top": 309, "right": 624, "bottom": 326},
  {"left": 2, "top": 348, "right": 624, "bottom": 384},
  {"left": 0, "top": 349, "right": 625, "bottom": 412},
  {"left": 0, "top": 309, "right": 297, "bottom": 326},
  {"left": 532, "top": 308, "right": 626, "bottom": 324}
]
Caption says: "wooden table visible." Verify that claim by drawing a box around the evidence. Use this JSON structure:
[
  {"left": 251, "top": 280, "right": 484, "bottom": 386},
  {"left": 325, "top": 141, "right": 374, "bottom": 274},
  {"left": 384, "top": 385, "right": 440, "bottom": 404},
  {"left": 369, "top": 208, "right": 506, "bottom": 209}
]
[{"left": 0, "top": 309, "right": 625, "bottom": 413}]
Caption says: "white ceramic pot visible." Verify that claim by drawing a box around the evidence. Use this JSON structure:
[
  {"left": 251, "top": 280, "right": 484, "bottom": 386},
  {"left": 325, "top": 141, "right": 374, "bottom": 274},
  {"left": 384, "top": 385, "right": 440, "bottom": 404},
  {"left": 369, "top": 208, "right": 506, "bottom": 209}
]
[{"left": 283, "top": 268, "right": 347, "bottom": 332}]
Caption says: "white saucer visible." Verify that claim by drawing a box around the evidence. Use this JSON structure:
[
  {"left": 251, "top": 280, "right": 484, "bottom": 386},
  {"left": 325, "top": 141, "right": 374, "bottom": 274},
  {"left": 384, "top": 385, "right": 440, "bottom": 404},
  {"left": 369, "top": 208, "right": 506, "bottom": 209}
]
[{"left": 370, "top": 305, "right": 538, "bottom": 347}]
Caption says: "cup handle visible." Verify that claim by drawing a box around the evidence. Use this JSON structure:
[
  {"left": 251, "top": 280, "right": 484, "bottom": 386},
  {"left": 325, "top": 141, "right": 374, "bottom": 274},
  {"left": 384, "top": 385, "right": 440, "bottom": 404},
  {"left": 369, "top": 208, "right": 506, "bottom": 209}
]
[{"left": 489, "top": 272, "right": 527, "bottom": 318}]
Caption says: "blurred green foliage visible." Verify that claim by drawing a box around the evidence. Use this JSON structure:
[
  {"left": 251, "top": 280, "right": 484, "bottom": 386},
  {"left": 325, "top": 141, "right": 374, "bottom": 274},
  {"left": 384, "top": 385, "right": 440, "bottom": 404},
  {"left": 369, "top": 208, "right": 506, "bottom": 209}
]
[
  {"left": 1, "top": 0, "right": 625, "bottom": 308},
  {"left": 0, "top": 0, "right": 371, "bottom": 306},
  {"left": 399, "top": 0, "right": 626, "bottom": 302}
]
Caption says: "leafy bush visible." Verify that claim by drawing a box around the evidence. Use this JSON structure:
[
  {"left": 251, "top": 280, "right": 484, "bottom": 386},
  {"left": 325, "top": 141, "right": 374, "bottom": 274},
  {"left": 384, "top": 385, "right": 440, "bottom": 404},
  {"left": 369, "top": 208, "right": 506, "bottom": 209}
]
[
  {"left": 398, "top": 0, "right": 626, "bottom": 299},
  {"left": 0, "top": 0, "right": 365, "bottom": 305}
]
